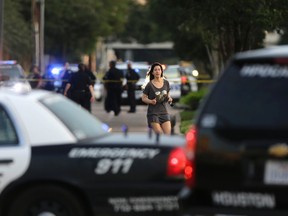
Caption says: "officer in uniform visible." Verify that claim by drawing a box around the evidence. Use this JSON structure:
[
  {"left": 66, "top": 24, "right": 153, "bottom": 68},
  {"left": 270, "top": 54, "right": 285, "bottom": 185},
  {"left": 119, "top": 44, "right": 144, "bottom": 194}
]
[
  {"left": 103, "top": 61, "right": 124, "bottom": 116},
  {"left": 125, "top": 61, "right": 140, "bottom": 113},
  {"left": 64, "top": 63, "right": 95, "bottom": 112}
]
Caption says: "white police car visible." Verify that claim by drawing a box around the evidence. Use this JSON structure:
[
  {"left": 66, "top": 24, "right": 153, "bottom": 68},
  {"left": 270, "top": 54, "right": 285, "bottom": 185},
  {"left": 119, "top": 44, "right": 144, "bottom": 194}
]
[
  {"left": 49, "top": 63, "right": 104, "bottom": 101},
  {"left": 116, "top": 62, "right": 150, "bottom": 104},
  {"left": 164, "top": 65, "right": 198, "bottom": 100},
  {"left": 0, "top": 84, "right": 188, "bottom": 216},
  {"left": 0, "top": 60, "right": 27, "bottom": 80}
]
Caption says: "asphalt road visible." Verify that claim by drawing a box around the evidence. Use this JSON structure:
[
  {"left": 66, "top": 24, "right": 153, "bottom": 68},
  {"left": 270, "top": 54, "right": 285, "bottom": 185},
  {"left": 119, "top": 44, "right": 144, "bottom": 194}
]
[{"left": 91, "top": 100, "right": 182, "bottom": 134}]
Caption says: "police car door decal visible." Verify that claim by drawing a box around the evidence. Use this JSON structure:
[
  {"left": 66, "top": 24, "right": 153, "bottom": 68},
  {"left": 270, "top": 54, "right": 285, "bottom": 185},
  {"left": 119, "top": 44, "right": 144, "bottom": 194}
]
[{"left": 68, "top": 147, "right": 160, "bottom": 175}]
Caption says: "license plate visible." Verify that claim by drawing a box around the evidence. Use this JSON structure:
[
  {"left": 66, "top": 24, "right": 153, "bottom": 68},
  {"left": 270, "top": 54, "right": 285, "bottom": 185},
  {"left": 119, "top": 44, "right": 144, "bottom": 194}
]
[{"left": 264, "top": 160, "right": 288, "bottom": 185}]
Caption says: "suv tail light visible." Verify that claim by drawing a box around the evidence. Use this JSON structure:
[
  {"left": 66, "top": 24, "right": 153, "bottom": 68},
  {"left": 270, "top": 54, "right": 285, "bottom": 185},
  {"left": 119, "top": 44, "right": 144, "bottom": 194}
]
[
  {"left": 167, "top": 147, "right": 194, "bottom": 187},
  {"left": 184, "top": 126, "right": 197, "bottom": 188},
  {"left": 167, "top": 147, "right": 187, "bottom": 177},
  {"left": 166, "top": 126, "right": 197, "bottom": 187}
]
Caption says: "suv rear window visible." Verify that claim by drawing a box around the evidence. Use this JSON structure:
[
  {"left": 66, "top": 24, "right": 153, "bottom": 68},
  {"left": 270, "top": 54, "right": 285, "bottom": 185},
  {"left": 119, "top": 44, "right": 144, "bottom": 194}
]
[{"left": 203, "top": 59, "right": 288, "bottom": 129}]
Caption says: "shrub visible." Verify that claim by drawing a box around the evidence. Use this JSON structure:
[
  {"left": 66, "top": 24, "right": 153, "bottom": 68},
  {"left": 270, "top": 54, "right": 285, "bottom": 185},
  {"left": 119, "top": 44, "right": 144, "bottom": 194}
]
[
  {"left": 179, "top": 110, "right": 195, "bottom": 134},
  {"left": 179, "top": 87, "right": 209, "bottom": 111}
]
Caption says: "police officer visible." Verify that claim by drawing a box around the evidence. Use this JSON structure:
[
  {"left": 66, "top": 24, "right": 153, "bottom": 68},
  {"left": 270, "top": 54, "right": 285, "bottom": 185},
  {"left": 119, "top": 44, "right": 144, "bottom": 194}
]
[
  {"left": 103, "top": 61, "right": 124, "bottom": 116},
  {"left": 60, "top": 62, "right": 73, "bottom": 96},
  {"left": 125, "top": 62, "right": 140, "bottom": 113},
  {"left": 64, "top": 63, "right": 95, "bottom": 112}
]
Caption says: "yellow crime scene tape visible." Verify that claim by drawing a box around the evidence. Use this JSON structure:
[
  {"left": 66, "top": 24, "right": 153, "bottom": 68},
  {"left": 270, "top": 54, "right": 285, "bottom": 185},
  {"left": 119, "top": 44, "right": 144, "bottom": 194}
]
[{"left": 22, "top": 78, "right": 216, "bottom": 83}]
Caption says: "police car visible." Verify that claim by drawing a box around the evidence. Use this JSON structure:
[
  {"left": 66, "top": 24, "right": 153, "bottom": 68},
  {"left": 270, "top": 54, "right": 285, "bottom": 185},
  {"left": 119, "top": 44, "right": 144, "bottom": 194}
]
[
  {"left": 164, "top": 65, "right": 198, "bottom": 100},
  {"left": 179, "top": 45, "right": 288, "bottom": 216},
  {"left": 0, "top": 60, "right": 27, "bottom": 80},
  {"left": 0, "top": 84, "right": 188, "bottom": 216},
  {"left": 116, "top": 62, "right": 150, "bottom": 105}
]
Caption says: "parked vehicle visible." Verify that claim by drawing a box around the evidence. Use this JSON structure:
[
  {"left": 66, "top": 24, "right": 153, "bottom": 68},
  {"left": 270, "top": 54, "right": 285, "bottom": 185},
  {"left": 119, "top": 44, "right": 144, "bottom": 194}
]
[
  {"left": 0, "top": 60, "right": 27, "bottom": 80},
  {"left": 164, "top": 65, "right": 198, "bottom": 100},
  {"left": 48, "top": 63, "right": 104, "bottom": 101},
  {"left": 116, "top": 62, "right": 149, "bottom": 104},
  {"left": 0, "top": 84, "right": 187, "bottom": 216},
  {"left": 179, "top": 45, "right": 288, "bottom": 216},
  {"left": 0, "top": 60, "right": 31, "bottom": 89}
]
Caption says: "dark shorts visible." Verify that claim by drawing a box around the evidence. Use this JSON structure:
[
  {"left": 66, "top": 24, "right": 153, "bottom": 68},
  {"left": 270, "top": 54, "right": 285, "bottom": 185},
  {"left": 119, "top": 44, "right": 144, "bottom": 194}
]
[{"left": 147, "top": 114, "right": 170, "bottom": 127}]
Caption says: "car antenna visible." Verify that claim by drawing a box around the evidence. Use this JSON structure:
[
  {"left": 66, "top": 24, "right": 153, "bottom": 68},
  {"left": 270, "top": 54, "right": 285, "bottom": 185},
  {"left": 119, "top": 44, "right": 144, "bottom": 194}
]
[
  {"left": 121, "top": 124, "right": 128, "bottom": 136},
  {"left": 148, "top": 127, "right": 153, "bottom": 138},
  {"left": 156, "top": 132, "right": 160, "bottom": 144}
]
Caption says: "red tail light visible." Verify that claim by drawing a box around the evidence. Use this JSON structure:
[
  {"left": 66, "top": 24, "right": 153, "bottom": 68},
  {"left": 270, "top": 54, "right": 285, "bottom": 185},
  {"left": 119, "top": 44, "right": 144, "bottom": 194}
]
[
  {"left": 181, "top": 76, "right": 188, "bottom": 84},
  {"left": 184, "top": 126, "right": 197, "bottom": 188},
  {"left": 166, "top": 126, "right": 197, "bottom": 188},
  {"left": 167, "top": 147, "right": 187, "bottom": 177}
]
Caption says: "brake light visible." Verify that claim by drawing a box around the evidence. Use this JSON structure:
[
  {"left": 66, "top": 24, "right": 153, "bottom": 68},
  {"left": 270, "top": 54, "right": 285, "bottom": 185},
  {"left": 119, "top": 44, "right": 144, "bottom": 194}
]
[
  {"left": 167, "top": 148, "right": 187, "bottom": 177},
  {"left": 184, "top": 126, "right": 197, "bottom": 188},
  {"left": 181, "top": 76, "right": 188, "bottom": 84}
]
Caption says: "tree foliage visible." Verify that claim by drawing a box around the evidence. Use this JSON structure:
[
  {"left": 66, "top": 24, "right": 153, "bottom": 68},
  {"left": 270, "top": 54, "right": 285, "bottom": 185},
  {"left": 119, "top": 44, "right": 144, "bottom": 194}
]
[
  {"left": 147, "top": 0, "right": 288, "bottom": 76},
  {"left": 4, "top": 0, "right": 131, "bottom": 64},
  {"left": 3, "top": 0, "right": 33, "bottom": 66},
  {"left": 44, "top": 0, "right": 130, "bottom": 62},
  {"left": 116, "top": 1, "right": 171, "bottom": 44}
]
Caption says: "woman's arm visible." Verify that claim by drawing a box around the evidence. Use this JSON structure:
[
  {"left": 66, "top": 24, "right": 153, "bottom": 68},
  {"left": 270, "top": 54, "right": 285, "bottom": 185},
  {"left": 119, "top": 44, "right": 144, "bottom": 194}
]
[{"left": 142, "top": 94, "right": 156, "bottom": 105}]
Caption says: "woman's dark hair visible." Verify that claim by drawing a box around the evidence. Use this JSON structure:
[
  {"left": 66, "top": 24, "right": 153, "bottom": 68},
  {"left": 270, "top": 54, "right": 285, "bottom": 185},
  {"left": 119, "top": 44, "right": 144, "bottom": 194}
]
[{"left": 148, "top": 62, "right": 163, "bottom": 81}]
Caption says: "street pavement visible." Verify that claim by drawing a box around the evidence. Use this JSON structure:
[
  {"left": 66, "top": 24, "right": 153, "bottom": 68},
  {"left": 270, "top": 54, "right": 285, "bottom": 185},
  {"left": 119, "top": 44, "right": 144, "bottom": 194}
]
[{"left": 91, "top": 101, "right": 182, "bottom": 135}]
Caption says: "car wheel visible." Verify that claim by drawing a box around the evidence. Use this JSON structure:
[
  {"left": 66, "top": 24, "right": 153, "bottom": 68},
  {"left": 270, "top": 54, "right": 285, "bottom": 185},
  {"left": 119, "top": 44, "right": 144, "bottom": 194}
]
[{"left": 7, "top": 185, "right": 86, "bottom": 216}]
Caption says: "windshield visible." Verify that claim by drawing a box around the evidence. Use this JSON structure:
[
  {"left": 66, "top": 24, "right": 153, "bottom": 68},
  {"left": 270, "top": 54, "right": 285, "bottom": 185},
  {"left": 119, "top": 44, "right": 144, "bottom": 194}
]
[
  {"left": 0, "top": 65, "right": 24, "bottom": 79},
  {"left": 164, "top": 67, "right": 180, "bottom": 79},
  {"left": 41, "top": 95, "right": 109, "bottom": 140}
]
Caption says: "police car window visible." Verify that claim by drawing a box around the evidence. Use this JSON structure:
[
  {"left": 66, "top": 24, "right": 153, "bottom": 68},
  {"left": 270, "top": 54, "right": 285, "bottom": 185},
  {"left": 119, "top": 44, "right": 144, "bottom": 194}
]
[
  {"left": 0, "top": 107, "right": 18, "bottom": 145},
  {"left": 41, "top": 96, "right": 109, "bottom": 140},
  {"left": 203, "top": 61, "right": 288, "bottom": 128}
]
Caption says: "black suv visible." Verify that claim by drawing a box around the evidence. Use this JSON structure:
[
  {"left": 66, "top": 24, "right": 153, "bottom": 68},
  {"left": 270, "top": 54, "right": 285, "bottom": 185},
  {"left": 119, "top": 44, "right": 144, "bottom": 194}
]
[{"left": 179, "top": 45, "right": 288, "bottom": 216}]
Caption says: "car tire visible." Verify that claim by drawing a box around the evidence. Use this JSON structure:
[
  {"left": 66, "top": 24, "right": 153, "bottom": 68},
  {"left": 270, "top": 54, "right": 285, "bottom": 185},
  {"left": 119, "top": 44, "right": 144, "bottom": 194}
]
[{"left": 7, "top": 185, "right": 86, "bottom": 216}]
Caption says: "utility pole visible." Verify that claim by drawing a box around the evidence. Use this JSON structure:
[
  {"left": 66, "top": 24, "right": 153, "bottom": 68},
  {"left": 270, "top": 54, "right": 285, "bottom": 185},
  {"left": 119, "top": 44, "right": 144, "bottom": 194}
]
[
  {"left": 32, "top": 0, "right": 39, "bottom": 67},
  {"left": 39, "top": 0, "right": 45, "bottom": 74},
  {"left": 32, "top": 0, "right": 45, "bottom": 74},
  {"left": 0, "top": 0, "right": 4, "bottom": 60}
]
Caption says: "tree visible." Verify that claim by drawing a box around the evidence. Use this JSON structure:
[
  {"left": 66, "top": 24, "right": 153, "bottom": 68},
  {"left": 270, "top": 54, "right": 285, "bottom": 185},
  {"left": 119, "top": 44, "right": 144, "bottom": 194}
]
[
  {"left": 147, "top": 0, "right": 288, "bottom": 77},
  {"left": 116, "top": 1, "right": 171, "bottom": 44},
  {"left": 3, "top": 0, "right": 33, "bottom": 69},
  {"left": 44, "top": 0, "right": 130, "bottom": 62}
]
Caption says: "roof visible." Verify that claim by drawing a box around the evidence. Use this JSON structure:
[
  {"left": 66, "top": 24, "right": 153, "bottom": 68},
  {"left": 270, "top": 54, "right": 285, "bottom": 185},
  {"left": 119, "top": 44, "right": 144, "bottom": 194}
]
[{"left": 234, "top": 45, "right": 288, "bottom": 60}]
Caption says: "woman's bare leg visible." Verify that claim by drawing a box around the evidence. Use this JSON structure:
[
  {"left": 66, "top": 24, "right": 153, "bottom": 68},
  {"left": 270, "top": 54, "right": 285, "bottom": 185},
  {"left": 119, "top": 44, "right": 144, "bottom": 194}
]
[
  {"left": 150, "top": 122, "right": 163, "bottom": 134},
  {"left": 161, "top": 121, "right": 171, "bottom": 135}
]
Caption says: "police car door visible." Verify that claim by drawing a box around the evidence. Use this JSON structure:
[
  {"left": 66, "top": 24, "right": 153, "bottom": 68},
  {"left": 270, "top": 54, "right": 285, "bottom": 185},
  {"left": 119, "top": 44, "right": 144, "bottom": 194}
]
[{"left": 0, "top": 106, "right": 30, "bottom": 193}]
